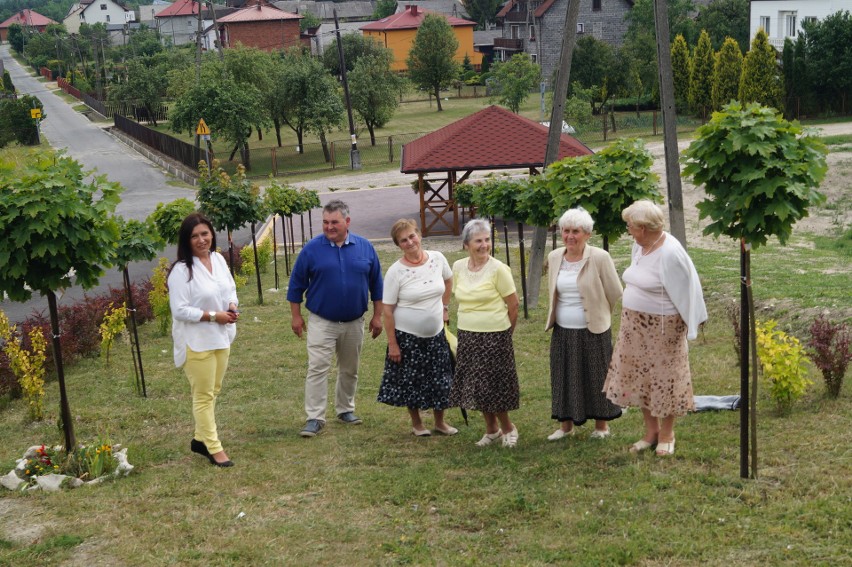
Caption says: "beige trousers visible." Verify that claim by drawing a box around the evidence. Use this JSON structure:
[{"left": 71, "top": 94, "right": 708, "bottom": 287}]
[{"left": 304, "top": 313, "right": 365, "bottom": 421}]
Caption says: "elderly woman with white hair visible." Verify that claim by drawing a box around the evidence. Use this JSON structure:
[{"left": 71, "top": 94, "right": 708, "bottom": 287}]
[
  {"left": 449, "top": 218, "right": 521, "bottom": 448},
  {"left": 545, "top": 208, "right": 624, "bottom": 441},
  {"left": 604, "top": 200, "right": 707, "bottom": 456}
]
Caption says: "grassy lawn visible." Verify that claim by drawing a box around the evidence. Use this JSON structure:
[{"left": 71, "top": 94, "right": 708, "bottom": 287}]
[{"left": 1, "top": 232, "right": 849, "bottom": 565}]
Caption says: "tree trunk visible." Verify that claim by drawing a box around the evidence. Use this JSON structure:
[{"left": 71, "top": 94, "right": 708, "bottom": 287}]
[
  {"left": 251, "top": 222, "right": 263, "bottom": 305},
  {"left": 123, "top": 266, "right": 146, "bottom": 397},
  {"left": 297, "top": 129, "right": 304, "bottom": 154},
  {"left": 47, "top": 290, "right": 76, "bottom": 451},
  {"left": 434, "top": 86, "right": 443, "bottom": 111},
  {"left": 368, "top": 123, "right": 376, "bottom": 146},
  {"left": 242, "top": 141, "right": 251, "bottom": 170},
  {"left": 319, "top": 130, "right": 331, "bottom": 162},
  {"left": 274, "top": 118, "right": 282, "bottom": 147}
]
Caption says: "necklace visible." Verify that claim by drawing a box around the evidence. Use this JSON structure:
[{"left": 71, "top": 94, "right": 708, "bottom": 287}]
[
  {"left": 405, "top": 250, "right": 426, "bottom": 266},
  {"left": 641, "top": 233, "right": 664, "bottom": 256}
]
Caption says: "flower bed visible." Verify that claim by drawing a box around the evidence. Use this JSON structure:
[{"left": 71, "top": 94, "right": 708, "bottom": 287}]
[{"left": 1, "top": 443, "right": 133, "bottom": 492}]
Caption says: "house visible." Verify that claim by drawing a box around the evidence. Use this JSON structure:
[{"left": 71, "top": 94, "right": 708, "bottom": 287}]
[
  {"left": 217, "top": 1, "right": 303, "bottom": 52},
  {"left": 495, "top": 0, "right": 633, "bottom": 80},
  {"left": 138, "top": 1, "right": 172, "bottom": 28},
  {"left": 394, "top": 0, "right": 470, "bottom": 20},
  {"left": 64, "top": 0, "right": 136, "bottom": 35},
  {"left": 155, "top": 0, "right": 229, "bottom": 47},
  {"left": 273, "top": 1, "right": 373, "bottom": 54},
  {"left": 0, "top": 10, "right": 58, "bottom": 42},
  {"left": 749, "top": 0, "right": 852, "bottom": 49},
  {"left": 361, "top": 5, "right": 482, "bottom": 72}
]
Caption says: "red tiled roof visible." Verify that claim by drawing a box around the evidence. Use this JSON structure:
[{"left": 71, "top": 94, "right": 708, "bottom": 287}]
[
  {"left": 361, "top": 5, "right": 475, "bottom": 31},
  {"left": 400, "top": 105, "right": 592, "bottom": 173},
  {"left": 0, "top": 9, "right": 58, "bottom": 28},
  {"left": 218, "top": 4, "right": 301, "bottom": 23},
  {"left": 499, "top": 0, "right": 634, "bottom": 19},
  {"left": 155, "top": 0, "right": 201, "bottom": 18}
]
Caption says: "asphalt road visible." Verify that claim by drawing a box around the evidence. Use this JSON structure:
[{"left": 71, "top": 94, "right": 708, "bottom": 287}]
[{"left": 1, "top": 46, "right": 194, "bottom": 323}]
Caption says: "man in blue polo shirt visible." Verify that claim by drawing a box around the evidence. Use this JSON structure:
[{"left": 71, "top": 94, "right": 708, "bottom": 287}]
[{"left": 287, "top": 199, "right": 384, "bottom": 437}]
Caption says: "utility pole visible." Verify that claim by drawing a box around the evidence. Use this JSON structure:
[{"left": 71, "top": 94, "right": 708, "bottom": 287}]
[
  {"left": 195, "top": 0, "right": 203, "bottom": 81},
  {"left": 653, "top": 0, "right": 687, "bottom": 248},
  {"left": 333, "top": 9, "right": 360, "bottom": 170},
  {"left": 525, "top": 0, "right": 581, "bottom": 309}
]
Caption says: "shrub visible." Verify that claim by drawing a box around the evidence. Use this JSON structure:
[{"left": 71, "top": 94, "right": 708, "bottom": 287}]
[
  {"left": 0, "top": 311, "right": 47, "bottom": 421},
  {"left": 756, "top": 319, "right": 812, "bottom": 412},
  {"left": 239, "top": 238, "right": 273, "bottom": 276},
  {"left": 222, "top": 245, "right": 244, "bottom": 275},
  {"left": 99, "top": 302, "right": 127, "bottom": 365},
  {"left": 149, "top": 257, "right": 172, "bottom": 337},
  {"left": 805, "top": 315, "right": 850, "bottom": 398}
]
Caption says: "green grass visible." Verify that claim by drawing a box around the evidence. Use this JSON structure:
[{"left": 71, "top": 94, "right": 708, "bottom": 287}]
[{"left": 1, "top": 234, "right": 850, "bottom": 565}]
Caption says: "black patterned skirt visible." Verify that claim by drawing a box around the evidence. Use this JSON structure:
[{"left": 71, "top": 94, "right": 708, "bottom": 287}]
[
  {"left": 449, "top": 328, "right": 520, "bottom": 413},
  {"left": 550, "top": 326, "right": 622, "bottom": 425},
  {"left": 377, "top": 329, "right": 454, "bottom": 410}
]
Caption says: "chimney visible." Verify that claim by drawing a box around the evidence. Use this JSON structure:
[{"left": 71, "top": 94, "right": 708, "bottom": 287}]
[{"left": 409, "top": 5, "right": 418, "bottom": 16}]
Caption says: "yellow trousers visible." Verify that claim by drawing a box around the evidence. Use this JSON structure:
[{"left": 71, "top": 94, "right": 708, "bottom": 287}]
[{"left": 184, "top": 346, "right": 230, "bottom": 454}]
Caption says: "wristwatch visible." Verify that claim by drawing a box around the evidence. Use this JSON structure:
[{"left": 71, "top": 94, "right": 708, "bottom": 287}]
[{"left": 208, "top": 311, "right": 216, "bottom": 323}]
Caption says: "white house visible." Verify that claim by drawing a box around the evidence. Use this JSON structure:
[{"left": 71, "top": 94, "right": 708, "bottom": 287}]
[
  {"left": 64, "top": 0, "right": 136, "bottom": 34},
  {"left": 749, "top": 0, "right": 852, "bottom": 49}
]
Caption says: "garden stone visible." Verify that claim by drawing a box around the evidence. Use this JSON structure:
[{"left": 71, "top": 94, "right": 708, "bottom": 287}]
[
  {"left": 114, "top": 448, "right": 134, "bottom": 476},
  {"left": 1, "top": 470, "right": 25, "bottom": 491},
  {"left": 36, "top": 474, "right": 72, "bottom": 492}
]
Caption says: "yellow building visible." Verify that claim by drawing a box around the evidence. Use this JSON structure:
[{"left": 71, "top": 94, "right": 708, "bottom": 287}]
[{"left": 361, "top": 5, "right": 482, "bottom": 72}]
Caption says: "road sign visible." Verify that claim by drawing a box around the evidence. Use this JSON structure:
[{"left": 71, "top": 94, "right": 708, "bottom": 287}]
[
  {"left": 31, "top": 108, "right": 42, "bottom": 119},
  {"left": 196, "top": 119, "right": 211, "bottom": 136},
  {"left": 200, "top": 134, "right": 211, "bottom": 141}
]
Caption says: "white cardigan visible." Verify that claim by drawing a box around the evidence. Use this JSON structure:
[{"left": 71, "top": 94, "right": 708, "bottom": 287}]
[
  {"left": 167, "top": 252, "right": 238, "bottom": 367},
  {"left": 631, "top": 233, "right": 707, "bottom": 340}
]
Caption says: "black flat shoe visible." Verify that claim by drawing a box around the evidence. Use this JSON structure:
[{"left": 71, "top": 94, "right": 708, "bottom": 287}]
[
  {"left": 211, "top": 458, "right": 234, "bottom": 468},
  {"left": 190, "top": 439, "right": 210, "bottom": 457}
]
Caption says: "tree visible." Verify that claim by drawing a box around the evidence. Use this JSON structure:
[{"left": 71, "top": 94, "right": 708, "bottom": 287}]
[
  {"left": 124, "top": 26, "right": 163, "bottom": 59},
  {"left": 109, "top": 59, "right": 166, "bottom": 126},
  {"left": 0, "top": 150, "right": 123, "bottom": 451},
  {"left": 739, "top": 28, "right": 783, "bottom": 111},
  {"left": 349, "top": 51, "right": 403, "bottom": 145},
  {"left": 8, "top": 24, "right": 25, "bottom": 53},
  {"left": 271, "top": 49, "right": 344, "bottom": 158},
  {"left": 683, "top": 102, "right": 827, "bottom": 478},
  {"left": 323, "top": 33, "right": 389, "bottom": 76},
  {"left": 801, "top": 10, "right": 852, "bottom": 113},
  {"left": 626, "top": 0, "right": 699, "bottom": 45},
  {"left": 569, "top": 35, "right": 627, "bottom": 113},
  {"left": 689, "top": 30, "right": 714, "bottom": 117},
  {"left": 696, "top": 0, "right": 749, "bottom": 52},
  {"left": 539, "top": 138, "right": 663, "bottom": 250},
  {"left": 461, "top": 0, "right": 503, "bottom": 30},
  {"left": 299, "top": 12, "right": 321, "bottom": 33},
  {"left": 407, "top": 14, "right": 459, "bottom": 112},
  {"left": 488, "top": 53, "right": 540, "bottom": 114},
  {"left": 149, "top": 198, "right": 196, "bottom": 245},
  {"left": 0, "top": 95, "right": 43, "bottom": 147},
  {"left": 671, "top": 34, "right": 691, "bottom": 107},
  {"left": 712, "top": 37, "right": 743, "bottom": 110},
  {"left": 373, "top": 0, "right": 397, "bottom": 19},
  {"left": 170, "top": 75, "right": 268, "bottom": 169}
]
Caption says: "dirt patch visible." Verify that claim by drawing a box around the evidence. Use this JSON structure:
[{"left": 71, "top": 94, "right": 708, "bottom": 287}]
[{"left": 0, "top": 496, "right": 53, "bottom": 544}]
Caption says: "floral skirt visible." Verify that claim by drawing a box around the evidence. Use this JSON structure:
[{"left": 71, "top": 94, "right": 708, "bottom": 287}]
[
  {"left": 604, "top": 309, "right": 695, "bottom": 418},
  {"left": 449, "top": 329, "right": 519, "bottom": 413},
  {"left": 377, "top": 329, "right": 454, "bottom": 410},
  {"left": 550, "top": 326, "right": 622, "bottom": 425}
]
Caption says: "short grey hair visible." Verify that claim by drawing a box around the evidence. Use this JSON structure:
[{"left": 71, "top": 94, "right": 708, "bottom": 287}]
[
  {"left": 461, "top": 218, "right": 491, "bottom": 246},
  {"left": 622, "top": 200, "right": 665, "bottom": 231},
  {"left": 324, "top": 199, "right": 350, "bottom": 218},
  {"left": 558, "top": 208, "right": 594, "bottom": 233}
]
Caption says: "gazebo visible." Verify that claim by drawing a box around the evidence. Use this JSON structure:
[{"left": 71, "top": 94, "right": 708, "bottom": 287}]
[{"left": 400, "top": 105, "right": 593, "bottom": 236}]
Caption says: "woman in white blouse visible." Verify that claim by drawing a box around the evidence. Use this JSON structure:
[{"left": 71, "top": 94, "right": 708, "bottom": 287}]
[
  {"left": 604, "top": 201, "right": 707, "bottom": 456},
  {"left": 377, "top": 219, "right": 457, "bottom": 437},
  {"left": 545, "top": 208, "right": 623, "bottom": 441},
  {"left": 168, "top": 213, "right": 239, "bottom": 467}
]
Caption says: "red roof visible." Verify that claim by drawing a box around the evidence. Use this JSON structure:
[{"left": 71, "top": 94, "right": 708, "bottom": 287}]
[
  {"left": 361, "top": 5, "right": 475, "bottom": 31},
  {"left": 0, "top": 9, "right": 57, "bottom": 28},
  {"left": 401, "top": 105, "right": 592, "bottom": 173},
  {"left": 155, "top": 0, "right": 201, "bottom": 18},
  {"left": 218, "top": 4, "right": 301, "bottom": 23}
]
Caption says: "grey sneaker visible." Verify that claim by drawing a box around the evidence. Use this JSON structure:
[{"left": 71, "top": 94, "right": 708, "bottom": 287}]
[
  {"left": 337, "top": 412, "right": 362, "bottom": 425},
  {"left": 300, "top": 419, "right": 325, "bottom": 437}
]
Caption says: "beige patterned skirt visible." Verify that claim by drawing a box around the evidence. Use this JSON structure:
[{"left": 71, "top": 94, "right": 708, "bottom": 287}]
[{"left": 604, "top": 308, "right": 695, "bottom": 418}]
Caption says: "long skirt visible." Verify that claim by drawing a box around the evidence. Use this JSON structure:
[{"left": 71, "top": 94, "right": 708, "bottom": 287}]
[
  {"left": 604, "top": 308, "right": 695, "bottom": 418},
  {"left": 377, "top": 329, "right": 454, "bottom": 410},
  {"left": 449, "top": 328, "right": 519, "bottom": 413},
  {"left": 550, "top": 326, "right": 622, "bottom": 425}
]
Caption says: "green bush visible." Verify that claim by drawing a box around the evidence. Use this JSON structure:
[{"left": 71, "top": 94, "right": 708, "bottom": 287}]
[{"left": 239, "top": 238, "right": 273, "bottom": 276}]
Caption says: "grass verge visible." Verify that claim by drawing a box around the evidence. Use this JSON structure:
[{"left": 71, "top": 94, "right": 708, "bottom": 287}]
[{"left": 0, "top": 234, "right": 849, "bottom": 566}]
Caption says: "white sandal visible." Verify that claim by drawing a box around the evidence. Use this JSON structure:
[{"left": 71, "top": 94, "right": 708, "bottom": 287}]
[
  {"left": 629, "top": 439, "right": 656, "bottom": 454},
  {"left": 547, "top": 428, "right": 575, "bottom": 441},
  {"left": 475, "top": 430, "right": 502, "bottom": 446},
  {"left": 655, "top": 438, "right": 675, "bottom": 456},
  {"left": 502, "top": 426, "right": 519, "bottom": 448}
]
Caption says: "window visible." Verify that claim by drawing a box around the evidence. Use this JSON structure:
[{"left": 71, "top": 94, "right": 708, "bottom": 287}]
[
  {"left": 577, "top": 22, "right": 584, "bottom": 34},
  {"left": 785, "top": 13, "right": 797, "bottom": 37},
  {"left": 802, "top": 16, "right": 817, "bottom": 27},
  {"left": 511, "top": 25, "right": 519, "bottom": 39},
  {"left": 760, "top": 16, "right": 770, "bottom": 33},
  {"left": 106, "top": 14, "right": 110, "bottom": 21},
  {"left": 593, "top": 0, "right": 601, "bottom": 11},
  {"left": 530, "top": 53, "right": 537, "bottom": 63},
  {"left": 100, "top": 3, "right": 107, "bottom": 9},
  {"left": 529, "top": 25, "right": 536, "bottom": 41}
]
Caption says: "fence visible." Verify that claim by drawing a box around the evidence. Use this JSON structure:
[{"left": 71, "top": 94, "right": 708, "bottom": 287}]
[
  {"left": 113, "top": 114, "right": 207, "bottom": 171},
  {"left": 569, "top": 109, "right": 704, "bottom": 146},
  {"left": 56, "top": 77, "right": 82, "bottom": 99}
]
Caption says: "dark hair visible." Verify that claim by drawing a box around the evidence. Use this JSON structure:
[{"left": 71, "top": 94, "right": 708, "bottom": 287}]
[{"left": 171, "top": 213, "right": 216, "bottom": 282}]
